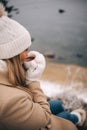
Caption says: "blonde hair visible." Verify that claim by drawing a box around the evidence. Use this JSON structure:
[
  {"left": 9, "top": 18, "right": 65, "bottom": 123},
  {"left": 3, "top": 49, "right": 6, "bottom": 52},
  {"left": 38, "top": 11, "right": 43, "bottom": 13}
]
[{"left": 5, "top": 55, "right": 27, "bottom": 87}]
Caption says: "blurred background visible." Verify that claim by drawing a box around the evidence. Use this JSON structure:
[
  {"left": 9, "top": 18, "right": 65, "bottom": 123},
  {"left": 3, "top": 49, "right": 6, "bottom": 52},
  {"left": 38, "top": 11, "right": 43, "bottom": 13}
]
[
  {"left": 1, "top": 1, "right": 87, "bottom": 129},
  {"left": 2, "top": 0, "right": 87, "bottom": 66}
]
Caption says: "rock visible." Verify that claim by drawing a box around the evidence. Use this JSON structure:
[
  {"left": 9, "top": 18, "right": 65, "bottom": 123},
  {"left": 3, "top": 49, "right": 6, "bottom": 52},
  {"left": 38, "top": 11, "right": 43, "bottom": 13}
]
[
  {"left": 76, "top": 53, "right": 83, "bottom": 58},
  {"left": 31, "top": 37, "right": 35, "bottom": 42},
  {"left": 58, "top": 9, "right": 65, "bottom": 14},
  {"left": 44, "top": 52, "right": 55, "bottom": 58}
]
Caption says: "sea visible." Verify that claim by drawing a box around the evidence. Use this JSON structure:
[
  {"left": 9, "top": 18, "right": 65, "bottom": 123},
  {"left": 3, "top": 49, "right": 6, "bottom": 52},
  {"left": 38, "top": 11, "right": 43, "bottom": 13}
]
[{"left": 8, "top": 0, "right": 87, "bottom": 66}]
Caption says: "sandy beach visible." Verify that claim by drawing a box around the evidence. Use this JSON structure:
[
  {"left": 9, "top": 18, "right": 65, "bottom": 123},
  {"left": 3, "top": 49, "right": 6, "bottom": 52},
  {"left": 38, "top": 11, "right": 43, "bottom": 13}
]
[{"left": 41, "top": 61, "right": 87, "bottom": 86}]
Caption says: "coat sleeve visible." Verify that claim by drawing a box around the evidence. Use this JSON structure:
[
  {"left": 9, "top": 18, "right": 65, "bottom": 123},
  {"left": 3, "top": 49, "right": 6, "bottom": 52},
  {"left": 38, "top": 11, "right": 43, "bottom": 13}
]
[
  {"left": 1, "top": 82, "right": 51, "bottom": 130},
  {"left": 27, "top": 81, "right": 52, "bottom": 128}
]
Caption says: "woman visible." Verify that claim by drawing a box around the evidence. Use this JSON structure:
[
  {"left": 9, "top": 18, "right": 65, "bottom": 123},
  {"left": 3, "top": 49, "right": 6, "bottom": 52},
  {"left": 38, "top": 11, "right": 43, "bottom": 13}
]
[{"left": 0, "top": 3, "right": 81, "bottom": 130}]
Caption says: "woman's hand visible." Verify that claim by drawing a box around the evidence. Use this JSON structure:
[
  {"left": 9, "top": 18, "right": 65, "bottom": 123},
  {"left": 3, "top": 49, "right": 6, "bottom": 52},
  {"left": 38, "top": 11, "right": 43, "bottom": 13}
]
[{"left": 24, "top": 51, "right": 46, "bottom": 83}]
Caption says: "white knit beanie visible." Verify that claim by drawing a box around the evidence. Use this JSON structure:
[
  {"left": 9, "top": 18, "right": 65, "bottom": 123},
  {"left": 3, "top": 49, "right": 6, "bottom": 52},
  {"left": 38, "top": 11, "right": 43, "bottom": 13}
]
[{"left": 0, "top": 3, "right": 31, "bottom": 59}]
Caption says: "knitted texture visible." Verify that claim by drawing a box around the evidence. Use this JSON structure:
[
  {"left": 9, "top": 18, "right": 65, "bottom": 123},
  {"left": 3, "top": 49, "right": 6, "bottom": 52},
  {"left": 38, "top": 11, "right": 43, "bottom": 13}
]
[
  {"left": 24, "top": 51, "right": 46, "bottom": 83},
  {"left": 0, "top": 4, "right": 31, "bottom": 59}
]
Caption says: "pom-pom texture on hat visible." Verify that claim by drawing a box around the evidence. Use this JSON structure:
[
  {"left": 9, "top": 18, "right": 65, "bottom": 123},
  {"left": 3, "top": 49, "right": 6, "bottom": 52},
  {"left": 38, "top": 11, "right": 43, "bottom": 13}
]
[
  {"left": 0, "top": 3, "right": 7, "bottom": 16},
  {"left": 0, "top": 3, "right": 31, "bottom": 59}
]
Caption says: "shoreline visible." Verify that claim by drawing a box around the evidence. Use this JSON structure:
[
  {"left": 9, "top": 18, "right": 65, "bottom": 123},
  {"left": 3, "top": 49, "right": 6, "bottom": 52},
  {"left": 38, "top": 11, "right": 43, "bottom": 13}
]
[
  {"left": 44, "top": 56, "right": 87, "bottom": 67},
  {"left": 41, "top": 61, "right": 87, "bottom": 86}
]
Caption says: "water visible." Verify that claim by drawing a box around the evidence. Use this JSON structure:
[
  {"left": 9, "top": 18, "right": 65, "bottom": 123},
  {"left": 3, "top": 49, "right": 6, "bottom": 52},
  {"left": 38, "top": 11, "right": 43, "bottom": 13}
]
[{"left": 8, "top": 0, "right": 87, "bottom": 66}]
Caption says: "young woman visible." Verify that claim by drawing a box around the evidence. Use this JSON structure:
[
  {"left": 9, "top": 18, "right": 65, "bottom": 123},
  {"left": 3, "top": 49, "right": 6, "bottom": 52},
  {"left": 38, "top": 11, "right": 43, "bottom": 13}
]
[{"left": 0, "top": 3, "right": 85, "bottom": 130}]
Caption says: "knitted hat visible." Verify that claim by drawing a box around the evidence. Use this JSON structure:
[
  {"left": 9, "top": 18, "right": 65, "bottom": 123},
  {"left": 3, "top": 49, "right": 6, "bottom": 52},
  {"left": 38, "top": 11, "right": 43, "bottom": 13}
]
[{"left": 0, "top": 3, "right": 31, "bottom": 59}]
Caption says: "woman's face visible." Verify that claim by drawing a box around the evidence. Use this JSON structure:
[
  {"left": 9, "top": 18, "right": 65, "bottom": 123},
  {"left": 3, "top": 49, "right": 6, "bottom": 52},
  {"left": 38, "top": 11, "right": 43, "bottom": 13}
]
[
  {"left": 20, "top": 49, "right": 35, "bottom": 64},
  {"left": 20, "top": 49, "right": 28, "bottom": 64}
]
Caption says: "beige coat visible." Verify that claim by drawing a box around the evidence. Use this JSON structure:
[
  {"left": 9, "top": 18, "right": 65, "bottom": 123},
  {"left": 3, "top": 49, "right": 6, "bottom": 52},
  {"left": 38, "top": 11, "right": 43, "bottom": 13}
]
[{"left": 0, "top": 60, "right": 78, "bottom": 130}]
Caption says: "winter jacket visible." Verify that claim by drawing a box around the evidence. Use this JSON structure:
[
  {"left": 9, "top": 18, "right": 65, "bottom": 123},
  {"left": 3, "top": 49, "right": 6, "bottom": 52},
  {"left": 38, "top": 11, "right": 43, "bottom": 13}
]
[{"left": 0, "top": 60, "right": 78, "bottom": 130}]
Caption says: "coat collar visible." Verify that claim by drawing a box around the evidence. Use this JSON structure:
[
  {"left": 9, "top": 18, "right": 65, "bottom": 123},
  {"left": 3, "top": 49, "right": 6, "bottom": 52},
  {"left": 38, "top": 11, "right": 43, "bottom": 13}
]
[{"left": 0, "top": 60, "right": 12, "bottom": 86}]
